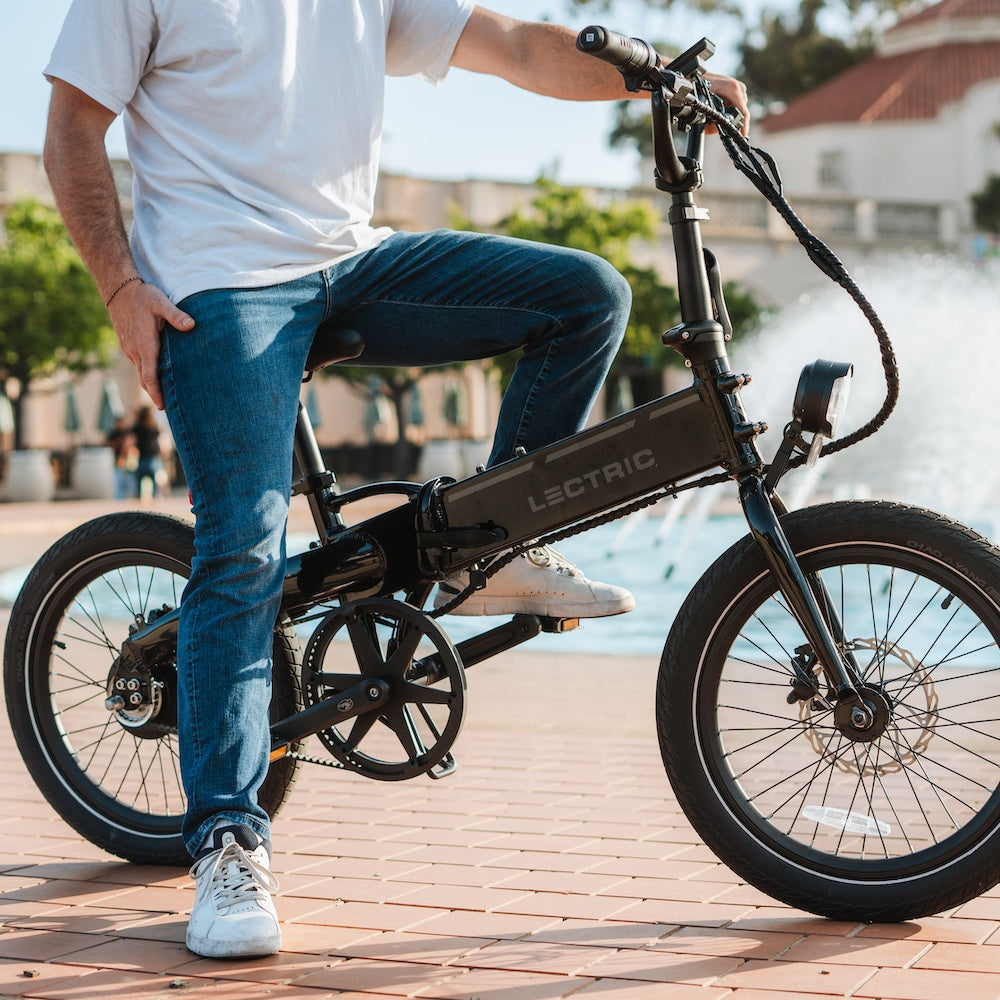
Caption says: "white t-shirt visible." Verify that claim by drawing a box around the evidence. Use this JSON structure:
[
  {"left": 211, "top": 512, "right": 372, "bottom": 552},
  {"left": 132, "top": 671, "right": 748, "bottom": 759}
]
[{"left": 45, "top": 0, "right": 474, "bottom": 303}]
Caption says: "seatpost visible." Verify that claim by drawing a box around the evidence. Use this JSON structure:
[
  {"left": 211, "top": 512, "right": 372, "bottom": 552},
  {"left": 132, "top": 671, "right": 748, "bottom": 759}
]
[{"left": 292, "top": 402, "right": 345, "bottom": 538}]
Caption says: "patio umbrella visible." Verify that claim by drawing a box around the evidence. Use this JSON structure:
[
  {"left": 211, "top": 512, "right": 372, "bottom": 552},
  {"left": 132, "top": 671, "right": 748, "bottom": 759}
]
[
  {"left": 363, "top": 377, "right": 391, "bottom": 440},
  {"left": 442, "top": 378, "right": 466, "bottom": 429},
  {"left": 408, "top": 381, "right": 424, "bottom": 428},
  {"left": 98, "top": 379, "right": 125, "bottom": 435},
  {"left": 63, "top": 384, "right": 81, "bottom": 434},
  {"left": 0, "top": 393, "right": 13, "bottom": 435},
  {"left": 609, "top": 375, "right": 634, "bottom": 416}
]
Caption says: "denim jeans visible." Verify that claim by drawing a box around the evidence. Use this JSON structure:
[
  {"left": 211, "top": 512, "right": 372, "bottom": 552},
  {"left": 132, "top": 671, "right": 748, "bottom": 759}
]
[{"left": 160, "top": 229, "right": 631, "bottom": 853}]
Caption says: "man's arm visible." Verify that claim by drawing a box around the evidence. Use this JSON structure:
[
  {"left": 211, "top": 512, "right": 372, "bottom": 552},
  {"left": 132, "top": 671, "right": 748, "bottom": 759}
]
[
  {"left": 43, "top": 79, "right": 194, "bottom": 409},
  {"left": 451, "top": 8, "right": 749, "bottom": 133}
]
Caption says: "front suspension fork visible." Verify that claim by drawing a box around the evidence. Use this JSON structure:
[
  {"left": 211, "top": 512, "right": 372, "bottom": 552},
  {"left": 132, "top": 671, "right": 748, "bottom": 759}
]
[{"left": 739, "top": 476, "right": 871, "bottom": 724}]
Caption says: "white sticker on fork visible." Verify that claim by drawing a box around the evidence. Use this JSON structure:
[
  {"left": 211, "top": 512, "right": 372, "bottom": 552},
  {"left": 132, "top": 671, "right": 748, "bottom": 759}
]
[{"left": 801, "top": 805, "right": 891, "bottom": 837}]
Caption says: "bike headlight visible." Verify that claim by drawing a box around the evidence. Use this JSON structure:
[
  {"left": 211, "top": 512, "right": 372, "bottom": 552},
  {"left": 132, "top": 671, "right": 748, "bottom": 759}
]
[{"left": 792, "top": 360, "right": 853, "bottom": 438}]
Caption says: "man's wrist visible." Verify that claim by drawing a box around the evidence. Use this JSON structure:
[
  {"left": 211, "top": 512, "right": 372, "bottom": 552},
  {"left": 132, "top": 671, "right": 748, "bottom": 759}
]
[{"left": 104, "top": 274, "right": 144, "bottom": 308}]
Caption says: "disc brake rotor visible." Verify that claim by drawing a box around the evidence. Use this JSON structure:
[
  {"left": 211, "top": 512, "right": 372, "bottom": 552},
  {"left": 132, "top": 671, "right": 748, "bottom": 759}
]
[{"left": 799, "top": 637, "right": 938, "bottom": 776}]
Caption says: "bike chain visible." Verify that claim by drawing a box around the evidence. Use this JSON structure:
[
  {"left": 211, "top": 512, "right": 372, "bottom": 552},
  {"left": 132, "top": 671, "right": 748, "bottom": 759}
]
[
  {"left": 287, "top": 749, "right": 349, "bottom": 770},
  {"left": 289, "top": 473, "right": 730, "bottom": 770},
  {"left": 428, "top": 471, "right": 732, "bottom": 617}
]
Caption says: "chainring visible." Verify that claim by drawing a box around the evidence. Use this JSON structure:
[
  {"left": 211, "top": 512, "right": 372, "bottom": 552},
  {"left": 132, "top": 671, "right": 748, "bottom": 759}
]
[{"left": 301, "top": 597, "right": 466, "bottom": 780}]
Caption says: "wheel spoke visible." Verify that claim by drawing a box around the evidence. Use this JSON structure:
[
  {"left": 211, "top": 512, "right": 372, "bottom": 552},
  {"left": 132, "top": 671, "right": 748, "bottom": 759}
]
[{"left": 5, "top": 515, "right": 300, "bottom": 865}]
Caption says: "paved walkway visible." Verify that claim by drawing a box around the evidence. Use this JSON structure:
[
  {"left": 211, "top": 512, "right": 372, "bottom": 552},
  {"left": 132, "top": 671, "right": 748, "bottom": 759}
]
[{"left": 0, "top": 497, "right": 998, "bottom": 999}]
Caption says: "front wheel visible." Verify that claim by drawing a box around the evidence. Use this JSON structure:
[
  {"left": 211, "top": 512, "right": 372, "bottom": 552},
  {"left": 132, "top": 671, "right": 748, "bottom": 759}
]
[
  {"left": 3, "top": 512, "right": 302, "bottom": 866},
  {"left": 658, "top": 500, "right": 1000, "bottom": 921}
]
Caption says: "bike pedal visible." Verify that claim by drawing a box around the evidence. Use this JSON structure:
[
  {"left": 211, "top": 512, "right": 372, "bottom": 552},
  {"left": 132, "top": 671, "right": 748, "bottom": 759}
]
[
  {"left": 428, "top": 753, "right": 457, "bottom": 779},
  {"left": 269, "top": 739, "right": 290, "bottom": 762},
  {"left": 539, "top": 616, "right": 580, "bottom": 633}
]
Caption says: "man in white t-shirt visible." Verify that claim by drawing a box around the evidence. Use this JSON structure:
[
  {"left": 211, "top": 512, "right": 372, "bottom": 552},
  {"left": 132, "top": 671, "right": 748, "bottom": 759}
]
[{"left": 43, "top": 1, "right": 748, "bottom": 959}]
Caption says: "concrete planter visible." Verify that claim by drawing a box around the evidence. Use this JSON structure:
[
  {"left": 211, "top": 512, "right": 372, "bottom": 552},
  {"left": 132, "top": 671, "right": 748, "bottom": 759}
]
[
  {"left": 5, "top": 450, "right": 55, "bottom": 502},
  {"left": 73, "top": 446, "right": 115, "bottom": 500}
]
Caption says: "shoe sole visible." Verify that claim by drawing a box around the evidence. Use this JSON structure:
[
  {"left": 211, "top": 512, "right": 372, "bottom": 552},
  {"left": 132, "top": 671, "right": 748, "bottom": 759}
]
[
  {"left": 437, "top": 595, "right": 636, "bottom": 618},
  {"left": 185, "top": 931, "right": 281, "bottom": 959}
]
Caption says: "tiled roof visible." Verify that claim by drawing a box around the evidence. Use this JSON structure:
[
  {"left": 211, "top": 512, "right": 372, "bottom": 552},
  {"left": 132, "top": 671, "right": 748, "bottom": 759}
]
[
  {"left": 762, "top": 40, "right": 1000, "bottom": 132},
  {"left": 761, "top": 0, "right": 1000, "bottom": 132},
  {"left": 898, "top": 0, "right": 1000, "bottom": 27}
]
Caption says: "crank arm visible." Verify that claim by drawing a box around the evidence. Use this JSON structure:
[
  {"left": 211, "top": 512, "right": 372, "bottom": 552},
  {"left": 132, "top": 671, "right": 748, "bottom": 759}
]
[
  {"left": 410, "top": 614, "right": 544, "bottom": 685},
  {"left": 270, "top": 676, "right": 391, "bottom": 745}
]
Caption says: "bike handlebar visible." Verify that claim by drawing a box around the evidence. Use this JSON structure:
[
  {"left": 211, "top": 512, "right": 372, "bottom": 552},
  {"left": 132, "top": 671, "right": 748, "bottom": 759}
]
[
  {"left": 576, "top": 25, "right": 661, "bottom": 80},
  {"left": 575, "top": 26, "right": 718, "bottom": 190},
  {"left": 577, "top": 28, "right": 899, "bottom": 461}
]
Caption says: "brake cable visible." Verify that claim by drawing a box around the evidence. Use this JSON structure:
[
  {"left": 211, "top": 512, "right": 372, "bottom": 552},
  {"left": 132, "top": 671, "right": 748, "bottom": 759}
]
[{"left": 690, "top": 87, "right": 900, "bottom": 468}]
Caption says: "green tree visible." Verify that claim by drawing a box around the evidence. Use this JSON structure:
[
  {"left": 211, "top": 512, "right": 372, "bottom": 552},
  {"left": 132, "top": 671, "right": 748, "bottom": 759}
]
[
  {"left": 0, "top": 199, "right": 116, "bottom": 449},
  {"left": 324, "top": 365, "right": 428, "bottom": 479},
  {"left": 739, "top": 0, "right": 874, "bottom": 111},
  {"left": 971, "top": 173, "right": 1000, "bottom": 235},
  {"left": 573, "top": 0, "right": 906, "bottom": 136},
  {"left": 568, "top": 0, "right": 907, "bottom": 22},
  {"left": 569, "top": 0, "right": 741, "bottom": 14}
]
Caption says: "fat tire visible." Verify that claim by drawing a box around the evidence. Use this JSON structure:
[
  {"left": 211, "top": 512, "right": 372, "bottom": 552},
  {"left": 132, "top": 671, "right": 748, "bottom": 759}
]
[
  {"left": 3, "top": 512, "right": 302, "bottom": 865},
  {"left": 657, "top": 500, "right": 1000, "bottom": 921}
]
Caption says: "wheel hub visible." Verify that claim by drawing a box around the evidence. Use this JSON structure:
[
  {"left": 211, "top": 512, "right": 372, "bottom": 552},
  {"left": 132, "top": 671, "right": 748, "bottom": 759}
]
[
  {"left": 834, "top": 684, "right": 893, "bottom": 742},
  {"left": 105, "top": 651, "right": 175, "bottom": 739}
]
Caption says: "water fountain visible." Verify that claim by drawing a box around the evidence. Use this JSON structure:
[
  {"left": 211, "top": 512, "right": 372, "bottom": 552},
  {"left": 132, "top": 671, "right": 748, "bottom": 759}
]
[{"left": 738, "top": 253, "right": 1000, "bottom": 526}]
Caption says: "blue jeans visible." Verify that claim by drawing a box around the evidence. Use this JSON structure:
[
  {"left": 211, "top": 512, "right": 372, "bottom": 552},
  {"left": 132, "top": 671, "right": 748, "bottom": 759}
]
[{"left": 160, "top": 229, "right": 631, "bottom": 854}]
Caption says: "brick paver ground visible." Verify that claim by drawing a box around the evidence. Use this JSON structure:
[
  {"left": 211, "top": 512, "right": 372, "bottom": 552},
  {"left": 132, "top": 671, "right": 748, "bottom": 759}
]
[{"left": 1, "top": 496, "right": 999, "bottom": 999}]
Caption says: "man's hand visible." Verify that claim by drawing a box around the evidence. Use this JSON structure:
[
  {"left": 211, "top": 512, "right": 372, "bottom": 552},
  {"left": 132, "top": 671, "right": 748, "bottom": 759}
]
[
  {"left": 107, "top": 281, "right": 195, "bottom": 410},
  {"left": 705, "top": 73, "right": 750, "bottom": 136}
]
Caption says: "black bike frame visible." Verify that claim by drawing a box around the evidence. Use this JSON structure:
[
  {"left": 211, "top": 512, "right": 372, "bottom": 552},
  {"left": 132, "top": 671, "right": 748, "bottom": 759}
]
[{"left": 127, "top": 60, "right": 870, "bottom": 742}]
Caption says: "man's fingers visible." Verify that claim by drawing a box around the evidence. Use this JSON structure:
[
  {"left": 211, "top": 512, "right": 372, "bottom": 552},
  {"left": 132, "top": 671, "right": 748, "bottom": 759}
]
[
  {"left": 132, "top": 350, "right": 164, "bottom": 410},
  {"left": 166, "top": 307, "right": 195, "bottom": 332}
]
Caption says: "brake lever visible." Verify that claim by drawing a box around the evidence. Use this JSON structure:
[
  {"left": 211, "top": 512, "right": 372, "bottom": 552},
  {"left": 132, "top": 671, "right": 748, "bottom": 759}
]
[{"left": 656, "top": 68, "right": 694, "bottom": 108}]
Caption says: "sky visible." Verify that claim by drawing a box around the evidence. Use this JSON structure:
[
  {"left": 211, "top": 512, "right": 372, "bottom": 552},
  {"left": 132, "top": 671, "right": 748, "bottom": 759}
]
[{"left": 1, "top": 0, "right": 752, "bottom": 188}]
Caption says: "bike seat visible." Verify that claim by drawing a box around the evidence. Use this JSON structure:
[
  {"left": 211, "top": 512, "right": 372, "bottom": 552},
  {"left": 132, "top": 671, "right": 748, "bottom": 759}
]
[{"left": 305, "top": 321, "right": 365, "bottom": 373}]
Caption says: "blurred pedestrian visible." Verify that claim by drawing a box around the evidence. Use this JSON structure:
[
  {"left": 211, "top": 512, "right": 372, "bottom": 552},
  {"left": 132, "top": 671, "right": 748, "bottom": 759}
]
[
  {"left": 105, "top": 414, "right": 136, "bottom": 499},
  {"left": 132, "top": 405, "right": 164, "bottom": 500}
]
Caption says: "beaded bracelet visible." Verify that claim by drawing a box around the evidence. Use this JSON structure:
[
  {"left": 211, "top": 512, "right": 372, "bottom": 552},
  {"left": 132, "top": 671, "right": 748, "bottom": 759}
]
[{"left": 104, "top": 274, "right": 143, "bottom": 308}]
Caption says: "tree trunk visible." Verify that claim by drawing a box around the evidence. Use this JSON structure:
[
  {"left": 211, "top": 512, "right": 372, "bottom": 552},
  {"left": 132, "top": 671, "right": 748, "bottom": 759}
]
[
  {"left": 11, "top": 379, "right": 29, "bottom": 452},
  {"left": 387, "top": 383, "right": 413, "bottom": 480}
]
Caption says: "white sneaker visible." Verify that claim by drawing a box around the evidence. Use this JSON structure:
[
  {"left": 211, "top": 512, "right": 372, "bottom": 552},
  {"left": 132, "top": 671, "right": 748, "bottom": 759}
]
[
  {"left": 434, "top": 545, "right": 635, "bottom": 618},
  {"left": 186, "top": 824, "right": 281, "bottom": 959}
]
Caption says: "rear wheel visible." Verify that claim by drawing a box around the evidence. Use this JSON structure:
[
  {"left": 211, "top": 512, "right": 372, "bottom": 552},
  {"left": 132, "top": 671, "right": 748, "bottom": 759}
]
[
  {"left": 3, "top": 512, "right": 301, "bottom": 865},
  {"left": 658, "top": 500, "right": 1000, "bottom": 921}
]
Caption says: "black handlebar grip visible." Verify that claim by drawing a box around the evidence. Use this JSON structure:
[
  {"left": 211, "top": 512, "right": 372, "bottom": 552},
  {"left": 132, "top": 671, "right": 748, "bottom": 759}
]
[{"left": 576, "top": 25, "right": 660, "bottom": 77}]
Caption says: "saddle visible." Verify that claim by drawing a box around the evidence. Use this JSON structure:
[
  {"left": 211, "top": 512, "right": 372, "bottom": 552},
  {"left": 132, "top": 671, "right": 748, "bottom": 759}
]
[{"left": 305, "top": 320, "right": 365, "bottom": 373}]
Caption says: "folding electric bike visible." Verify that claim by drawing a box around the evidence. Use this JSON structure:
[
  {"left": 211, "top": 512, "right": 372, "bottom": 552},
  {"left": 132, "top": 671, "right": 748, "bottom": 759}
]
[{"left": 7, "top": 29, "right": 1000, "bottom": 923}]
